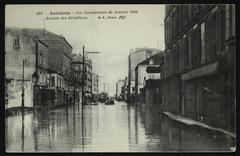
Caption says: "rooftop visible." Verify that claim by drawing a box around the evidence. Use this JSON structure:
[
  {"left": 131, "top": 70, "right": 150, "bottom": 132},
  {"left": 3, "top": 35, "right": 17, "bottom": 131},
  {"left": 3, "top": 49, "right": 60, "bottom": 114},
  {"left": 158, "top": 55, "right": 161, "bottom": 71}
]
[
  {"left": 137, "top": 52, "right": 164, "bottom": 66},
  {"left": 6, "top": 27, "right": 73, "bottom": 49}
]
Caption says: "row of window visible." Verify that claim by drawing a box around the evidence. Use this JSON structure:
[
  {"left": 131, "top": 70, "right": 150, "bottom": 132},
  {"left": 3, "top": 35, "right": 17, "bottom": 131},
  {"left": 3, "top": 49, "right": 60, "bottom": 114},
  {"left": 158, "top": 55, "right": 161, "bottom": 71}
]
[
  {"left": 165, "top": 4, "right": 205, "bottom": 46},
  {"left": 13, "top": 35, "right": 48, "bottom": 69},
  {"left": 50, "top": 76, "right": 64, "bottom": 88},
  {"left": 166, "top": 5, "right": 235, "bottom": 46},
  {"left": 12, "top": 35, "right": 91, "bottom": 78},
  {"left": 46, "top": 74, "right": 95, "bottom": 90},
  {"left": 165, "top": 5, "right": 235, "bottom": 76},
  {"left": 225, "top": 5, "right": 235, "bottom": 40}
]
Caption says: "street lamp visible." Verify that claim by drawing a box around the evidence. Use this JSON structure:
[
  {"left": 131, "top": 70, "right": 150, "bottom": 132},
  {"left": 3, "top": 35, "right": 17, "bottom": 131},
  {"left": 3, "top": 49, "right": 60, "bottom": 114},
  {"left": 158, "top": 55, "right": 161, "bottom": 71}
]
[{"left": 32, "top": 72, "right": 39, "bottom": 84}]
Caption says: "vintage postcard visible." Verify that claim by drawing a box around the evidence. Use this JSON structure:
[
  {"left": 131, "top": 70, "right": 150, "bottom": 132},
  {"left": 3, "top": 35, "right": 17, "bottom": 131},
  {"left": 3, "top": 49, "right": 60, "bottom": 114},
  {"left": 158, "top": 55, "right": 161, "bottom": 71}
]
[{"left": 5, "top": 4, "right": 236, "bottom": 152}]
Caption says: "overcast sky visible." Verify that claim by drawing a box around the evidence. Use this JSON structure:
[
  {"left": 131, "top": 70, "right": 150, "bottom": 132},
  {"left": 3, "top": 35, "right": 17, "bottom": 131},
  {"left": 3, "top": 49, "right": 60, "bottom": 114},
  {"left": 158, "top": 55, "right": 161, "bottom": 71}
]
[{"left": 6, "top": 4, "right": 165, "bottom": 96}]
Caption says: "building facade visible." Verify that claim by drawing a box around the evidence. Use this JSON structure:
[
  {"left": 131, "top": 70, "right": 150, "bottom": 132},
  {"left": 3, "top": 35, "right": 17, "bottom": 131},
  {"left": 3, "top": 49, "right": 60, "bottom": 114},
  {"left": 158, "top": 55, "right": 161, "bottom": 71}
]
[
  {"left": 71, "top": 53, "right": 83, "bottom": 104},
  {"left": 92, "top": 72, "right": 99, "bottom": 101},
  {"left": 122, "top": 77, "right": 128, "bottom": 102},
  {"left": 28, "top": 29, "right": 73, "bottom": 106},
  {"left": 116, "top": 79, "right": 125, "bottom": 101},
  {"left": 127, "top": 48, "right": 160, "bottom": 103},
  {"left": 84, "top": 58, "right": 93, "bottom": 98},
  {"left": 5, "top": 28, "right": 49, "bottom": 109},
  {"left": 135, "top": 52, "right": 164, "bottom": 110},
  {"left": 163, "top": 4, "right": 235, "bottom": 131},
  {"left": 5, "top": 28, "right": 77, "bottom": 109},
  {"left": 71, "top": 54, "right": 94, "bottom": 103},
  {"left": 135, "top": 52, "right": 164, "bottom": 98}
]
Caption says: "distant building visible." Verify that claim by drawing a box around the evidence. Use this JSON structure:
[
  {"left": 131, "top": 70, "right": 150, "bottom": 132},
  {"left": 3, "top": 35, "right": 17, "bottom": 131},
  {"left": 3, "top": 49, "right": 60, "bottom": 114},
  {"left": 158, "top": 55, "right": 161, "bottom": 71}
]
[
  {"left": 163, "top": 4, "right": 235, "bottom": 131},
  {"left": 71, "top": 53, "right": 83, "bottom": 104},
  {"left": 84, "top": 58, "right": 93, "bottom": 99},
  {"left": 135, "top": 52, "right": 164, "bottom": 97},
  {"left": 116, "top": 79, "right": 125, "bottom": 100},
  {"left": 71, "top": 53, "right": 96, "bottom": 103},
  {"left": 135, "top": 52, "right": 164, "bottom": 109},
  {"left": 127, "top": 48, "right": 160, "bottom": 103},
  {"left": 70, "top": 55, "right": 93, "bottom": 102},
  {"left": 92, "top": 72, "right": 99, "bottom": 97},
  {"left": 5, "top": 27, "right": 49, "bottom": 109},
  {"left": 122, "top": 77, "right": 128, "bottom": 101}
]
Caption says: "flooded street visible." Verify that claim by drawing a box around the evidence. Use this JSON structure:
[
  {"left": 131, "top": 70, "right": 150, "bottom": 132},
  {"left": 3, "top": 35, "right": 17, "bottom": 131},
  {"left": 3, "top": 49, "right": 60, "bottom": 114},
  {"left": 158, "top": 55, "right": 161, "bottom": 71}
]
[{"left": 5, "top": 101, "right": 235, "bottom": 152}]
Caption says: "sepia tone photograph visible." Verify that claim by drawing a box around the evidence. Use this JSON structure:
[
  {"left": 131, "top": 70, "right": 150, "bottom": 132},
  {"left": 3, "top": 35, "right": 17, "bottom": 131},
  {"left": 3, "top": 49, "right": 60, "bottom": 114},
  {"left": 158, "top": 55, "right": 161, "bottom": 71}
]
[{"left": 5, "top": 4, "right": 236, "bottom": 152}]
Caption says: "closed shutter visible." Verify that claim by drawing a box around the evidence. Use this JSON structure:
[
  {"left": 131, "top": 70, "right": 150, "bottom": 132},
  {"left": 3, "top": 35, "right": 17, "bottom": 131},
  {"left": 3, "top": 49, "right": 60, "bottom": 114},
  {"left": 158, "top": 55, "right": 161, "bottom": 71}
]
[
  {"left": 188, "top": 33, "right": 192, "bottom": 67},
  {"left": 196, "top": 28, "right": 201, "bottom": 64},
  {"left": 206, "top": 17, "right": 210, "bottom": 61},
  {"left": 216, "top": 9, "right": 222, "bottom": 56}
]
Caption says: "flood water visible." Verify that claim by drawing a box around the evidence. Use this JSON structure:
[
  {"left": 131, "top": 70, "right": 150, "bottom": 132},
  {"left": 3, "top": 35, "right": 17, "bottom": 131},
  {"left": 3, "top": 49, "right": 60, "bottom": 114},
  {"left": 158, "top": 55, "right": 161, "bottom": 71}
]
[{"left": 5, "top": 101, "right": 235, "bottom": 152}]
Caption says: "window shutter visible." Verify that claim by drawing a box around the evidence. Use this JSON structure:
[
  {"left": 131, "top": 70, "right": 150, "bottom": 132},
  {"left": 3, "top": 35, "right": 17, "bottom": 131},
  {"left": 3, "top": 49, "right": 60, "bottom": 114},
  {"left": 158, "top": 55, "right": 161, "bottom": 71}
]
[
  {"left": 232, "top": 5, "right": 235, "bottom": 36},
  {"left": 216, "top": 10, "right": 221, "bottom": 55},
  {"left": 206, "top": 16, "right": 210, "bottom": 61},
  {"left": 188, "top": 34, "right": 192, "bottom": 67},
  {"left": 197, "top": 28, "right": 201, "bottom": 64}
]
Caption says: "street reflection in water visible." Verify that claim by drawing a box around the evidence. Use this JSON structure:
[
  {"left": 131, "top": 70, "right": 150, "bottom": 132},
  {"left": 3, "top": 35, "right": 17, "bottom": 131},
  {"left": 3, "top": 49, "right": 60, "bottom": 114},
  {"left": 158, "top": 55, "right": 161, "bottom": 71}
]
[{"left": 5, "top": 102, "right": 235, "bottom": 152}]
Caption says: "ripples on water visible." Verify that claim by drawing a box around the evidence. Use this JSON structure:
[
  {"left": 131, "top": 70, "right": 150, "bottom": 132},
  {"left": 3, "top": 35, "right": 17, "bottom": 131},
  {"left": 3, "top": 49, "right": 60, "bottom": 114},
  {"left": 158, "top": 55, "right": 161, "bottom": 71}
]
[{"left": 5, "top": 102, "right": 235, "bottom": 152}]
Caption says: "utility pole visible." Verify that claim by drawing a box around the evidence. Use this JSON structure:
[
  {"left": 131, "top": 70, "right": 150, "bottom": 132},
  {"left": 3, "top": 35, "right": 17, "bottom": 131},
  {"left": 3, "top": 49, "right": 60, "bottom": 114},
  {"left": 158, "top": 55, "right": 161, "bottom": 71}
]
[
  {"left": 21, "top": 59, "right": 26, "bottom": 111},
  {"left": 81, "top": 46, "right": 100, "bottom": 105},
  {"left": 82, "top": 45, "right": 85, "bottom": 106},
  {"left": 81, "top": 45, "right": 85, "bottom": 149},
  {"left": 80, "top": 45, "right": 100, "bottom": 148},
  {"left": 73, "top": 79, "right": 76, "bottom": 105},
  {"left": 31, "top": 36, "right": 39, "bottom": 109},
  {"left": 21, "top": 58, "right": 26, "bottom": 152}
]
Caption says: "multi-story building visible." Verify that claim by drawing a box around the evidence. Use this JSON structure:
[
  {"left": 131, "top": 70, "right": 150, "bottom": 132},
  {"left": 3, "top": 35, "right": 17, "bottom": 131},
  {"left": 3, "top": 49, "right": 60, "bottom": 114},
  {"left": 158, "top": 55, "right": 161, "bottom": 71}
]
[
  {"left": 47, "top": 72, "right": 64, "bottom": 107},
  {"left": 163, "top": 4, "right": 235, "bottom": 131},
  {"left": 116, "top": 79, "right": 125, "bottom": 100},
  {"left": 92, "top": 72, "right": 99, "bottom": 101},
  {"left": 84, "top": 58, "right": 93, "bottom": 98},
  {"left": 5, "top": 27, "right": 49, "bottom": 109},
  {"left": 122, "top": 77, "right": 128, "bottom": 102},
  {"left": 127, "top": 48, "right": 160, "bottom": 103},
  {"left": 135, "top": 52, "right": 164, "bottom": 109},
  {"left": 27, "top": 29, "right": 73, "bottom": 106},
  {"left": 71, "top": 53, "right": 83, "bottom": 104},
  {"left": 71, "top": 53, "right": 95, "bottom": 103},
  {"left": 6, "top": 28, "right": 75, "bottom": 108},
  {"left": 135, "top": 52, "right": 164, "bottom": 97}
]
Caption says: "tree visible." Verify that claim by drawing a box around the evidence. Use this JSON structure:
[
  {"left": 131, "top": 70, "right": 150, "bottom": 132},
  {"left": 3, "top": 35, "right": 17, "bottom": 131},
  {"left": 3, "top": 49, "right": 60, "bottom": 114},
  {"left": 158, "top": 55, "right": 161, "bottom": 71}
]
[{"left": 69, "top": 64, "right": 82, "bottom": 105}]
